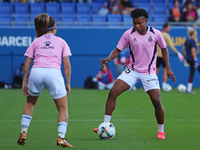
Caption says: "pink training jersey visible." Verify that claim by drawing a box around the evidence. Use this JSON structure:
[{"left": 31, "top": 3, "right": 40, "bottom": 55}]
[
  {"left": 25, "top": 34, "right": 72, "bottom": 71},
  {"left": 117, "top": 26, "right": 166, "bottom": 74}
]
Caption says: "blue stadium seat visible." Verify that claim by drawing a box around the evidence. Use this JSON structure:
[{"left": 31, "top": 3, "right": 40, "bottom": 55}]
[
  {"left": 107, "top": 14, "right": 122, "bottom": 27},
  {"left": 14, "top": 15, "right": 29, "bottom": 27},
  {"left": 0, "top": 15, "right": 13, "bottom": 27},
  {"left": 152, "top": 0, "right": 165, "bottom": 3},
  {"left": 93, "top": 0, "right": 104, "bottom": 3},
  {"left": 137, "top": 3, "right": 152, "bottom": 14},
  {"left": 61, "top": 3, "right": 75, "bottom": 15},
  {"left": 153, "top": 4, "right": 167, "bottom": 15},
  {"left": 92, "top": 14, "right": 107, "bottom": 27},
  {"left": 168, "top": 3, "right": 174, "bottom": 9},
  {"left": 92, "top": 3, "right": 103, "bottom": 14},
  {"left": 77, "top": 3, "right": 91, "bottom": 15},
  {"left": 49, "top": 14, "right": 60, "bottom": 26},
  {"left": 0, "top": 3, "right": 13, "bottom": 16},
  {"left": 76, "top": 15, "right": 91, "bottom": 27},
  {"left": 30, "top": 3, "right": 45, "bottom": 15},
  {"left": 46, "top": 3, "right": 60, "bottom": 16},
  {"left": 14, "top": 3, "right": 29, "bottom": 15},
  {"left": 137, "top": 4, "right": 151, "bottom": 15},
  {"left": 154, "top": 14, "right": 167, "bottom": 23},
  {"left": 61, "top": 15, "right": 75, "bottom": 27},
  {"left": 122, "top": 14, "right": 132, "bottom": 28},
  {"left": 147, "top": 15, "right": 152, "bottom": 23},
  {"left": 30, "top": 14, "right": 37, "bottom": 27},
  {"left": 168, "top": 0, "right": 182, "bottom": 3},
  {"left": 137, "top": 0, "right": 151, "bottom": 5}
]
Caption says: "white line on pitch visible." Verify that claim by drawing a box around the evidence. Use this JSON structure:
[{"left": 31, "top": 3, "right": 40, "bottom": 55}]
[{"left": 0, "top": 119, "right": 200, "bottom": 122}]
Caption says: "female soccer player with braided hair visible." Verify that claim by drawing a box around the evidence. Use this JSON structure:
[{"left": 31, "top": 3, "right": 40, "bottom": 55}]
[
  {"left": 94, "top": 8, "right": 176, "bottom": 139},
  {"left": 17, "top": 13, "right": 73, "bottom": 147}
]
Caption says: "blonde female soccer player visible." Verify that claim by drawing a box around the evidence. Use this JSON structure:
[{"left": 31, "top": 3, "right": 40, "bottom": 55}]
[
  {"left": 182, "top": 27, "right": 200, "bottom": 94},
  {"left": 17, "top": 13, "right": 73, "bottom": 147}
]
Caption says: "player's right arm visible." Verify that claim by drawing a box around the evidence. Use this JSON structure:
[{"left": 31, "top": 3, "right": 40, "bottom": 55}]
[
  {"left": 99, "top": 48, "right": 121, "bottom": 67},
  {"left": 63, "top": 56, "right": 71, "bottom": 95},
  {"left": 22, "top": 57, "right": 33, "bottom": 96}
]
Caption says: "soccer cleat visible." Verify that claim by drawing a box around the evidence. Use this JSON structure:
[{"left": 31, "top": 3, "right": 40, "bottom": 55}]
[
  {"left": 57, "top": 137, "right": 73, "bottom": 147},
  {"left": 93, "top": 128, "right": 98, "bottom": 133},
  {"left": 187, "top": 91, "right": 196, "bottom": 94},
  {"left": 157, "top": 132, "right": 166, "bottom": 139},
  {"left": 17, "top": 132, "right": 27, "bottom": 146}
]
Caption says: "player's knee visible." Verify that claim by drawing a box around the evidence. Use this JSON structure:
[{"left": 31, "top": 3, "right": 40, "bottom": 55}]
[
  {"left": 153, "top": 100, "right": 163, "bottom": 109},
  {"left": 108, "top": 88, "right": 119, "bottom": 98},
  {"left": 58, "top": 106, "right": 67, "bottom": 113}
]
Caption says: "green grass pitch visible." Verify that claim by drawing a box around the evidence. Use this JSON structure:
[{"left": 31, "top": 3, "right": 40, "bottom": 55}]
[{"left": 0, "top": 88, "right": 200, "bottom": 150}]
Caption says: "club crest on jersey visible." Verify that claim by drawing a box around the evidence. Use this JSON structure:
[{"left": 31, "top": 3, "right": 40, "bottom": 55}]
[{"left": 148, "top": 36, "right": 153, "bottom": 42}]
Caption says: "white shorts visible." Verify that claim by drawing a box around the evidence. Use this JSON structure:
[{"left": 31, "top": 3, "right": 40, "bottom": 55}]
[
  {"left": 117, "top": 67, "right": 160, "bottom": 92},
  {"left": 28, "top": 68, "right": 67, "bottom": 99}
]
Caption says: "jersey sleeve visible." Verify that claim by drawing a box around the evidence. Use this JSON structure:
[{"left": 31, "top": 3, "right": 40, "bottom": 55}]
[
  {"left": 62, "top": 40, "right": 72, "bottom": 57},
  {"left": 24, "top": 40, "right": 35, "bottom": 59},
  {"left": 117, "top": 31, "right": 129, "bottom": 51},
  {"left": 156, "top": 31, "right": 166, "bottom": 49}
]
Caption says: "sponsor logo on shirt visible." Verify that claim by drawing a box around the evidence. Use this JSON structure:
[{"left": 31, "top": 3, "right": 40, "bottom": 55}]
[
  {"left": 41, "top": 41, "right": 54, "bottom": 49},
  {"left": 133, "top": 38, "right": 137, "bottom": 41}
]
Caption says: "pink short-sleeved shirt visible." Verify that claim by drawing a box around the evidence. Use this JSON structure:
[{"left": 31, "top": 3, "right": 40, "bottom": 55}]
[
  {"left": 117, "top": 26, "right": 166, "bottom": 74},
  {"left": 25, "top": 34, "right": 72, "bottom": 71}
]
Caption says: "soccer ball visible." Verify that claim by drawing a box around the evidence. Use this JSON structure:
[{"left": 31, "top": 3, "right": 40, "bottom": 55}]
[
  {"left": 162, "top": 83, "right": 172, "bottom": 92},
  {"left": 177, "top": 84, "right": 186, "bottom": 93},
  {"left": 97, "top": 122, "right": 116, "bottom": 140}
]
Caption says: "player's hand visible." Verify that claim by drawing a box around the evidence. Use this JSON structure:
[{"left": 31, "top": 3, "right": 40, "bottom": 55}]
[
  {"left": 194, "top": 60, "right": 200, "bottom": 69},
  {"left": 22, "top": 83, "right": 29, "bottom": 96},
  {"left": 99, "top": 57, "right": 111, "bottom": 67},
  {"left": 166, "top": 68, "right": 176, "bottom": 83},
  {"left": 66, "top": 84, "right": 71, "bottom": 95},
  {"left": 177, "top": 52, "right": 184, "bottom": 62}
]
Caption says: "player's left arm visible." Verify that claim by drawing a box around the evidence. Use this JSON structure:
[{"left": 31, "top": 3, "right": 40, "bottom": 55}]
[
  {"left": 161, "top": 47, "right": 176, "bottom": 83},
  {"left": 63, "top": 56, "right": 71, "bottom": 95}
]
